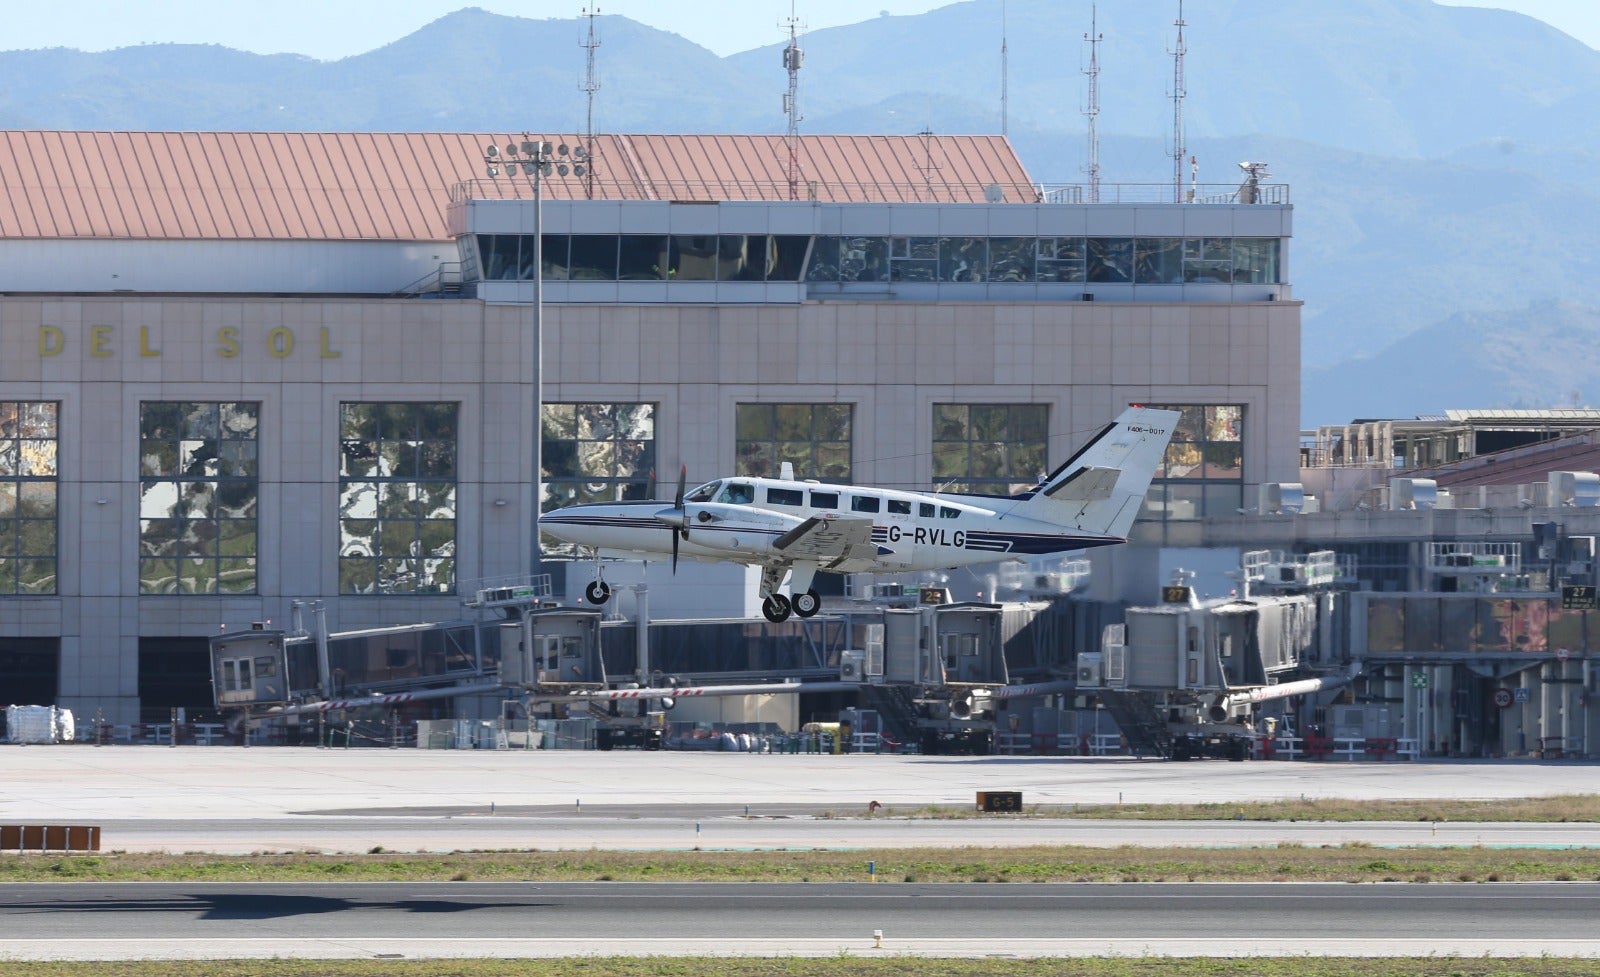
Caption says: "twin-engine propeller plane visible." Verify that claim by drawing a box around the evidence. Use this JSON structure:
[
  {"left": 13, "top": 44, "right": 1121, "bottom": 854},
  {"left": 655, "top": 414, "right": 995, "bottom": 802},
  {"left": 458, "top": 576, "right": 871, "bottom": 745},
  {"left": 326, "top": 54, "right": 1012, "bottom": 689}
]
[{"left": 540, "top": 406, "right": 1180, "bottom": 623}]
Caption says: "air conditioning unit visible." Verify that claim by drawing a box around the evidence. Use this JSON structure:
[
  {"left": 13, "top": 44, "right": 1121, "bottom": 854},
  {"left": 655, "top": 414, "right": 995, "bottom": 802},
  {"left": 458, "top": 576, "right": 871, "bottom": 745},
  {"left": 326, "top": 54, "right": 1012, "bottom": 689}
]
[
  {"left": 1076, "top": 652, "right": 1103, "bottom": 689},
  {"left": 839, "top": 650, "right": 866, "bottom": 683},
  {"left": 1258, "top": 482, "right": 1305, "bottom": 515},
  {"left": 1389, "top": 478, "right": 1438, "bottom": 511}
]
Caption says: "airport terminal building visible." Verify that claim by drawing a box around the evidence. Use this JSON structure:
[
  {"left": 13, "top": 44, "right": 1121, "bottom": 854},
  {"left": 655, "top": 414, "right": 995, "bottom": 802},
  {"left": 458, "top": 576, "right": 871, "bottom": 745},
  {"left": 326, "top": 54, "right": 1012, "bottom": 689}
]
[{"left": 0, "top": 130, "right": 1299, "bottom": 724}]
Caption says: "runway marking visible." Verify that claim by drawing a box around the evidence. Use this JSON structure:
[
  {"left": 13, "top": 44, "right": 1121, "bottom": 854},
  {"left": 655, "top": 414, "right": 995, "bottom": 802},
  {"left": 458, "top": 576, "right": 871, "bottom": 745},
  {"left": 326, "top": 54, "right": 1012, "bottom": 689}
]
[{"left": 6, "top": 938, "right": 1600, "bottom": 960}]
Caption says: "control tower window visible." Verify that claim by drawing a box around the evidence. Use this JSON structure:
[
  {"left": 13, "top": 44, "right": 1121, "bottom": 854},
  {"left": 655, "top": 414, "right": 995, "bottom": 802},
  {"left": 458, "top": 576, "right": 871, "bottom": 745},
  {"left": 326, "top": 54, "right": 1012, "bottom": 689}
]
[{"left": 139, "top": 402, "right": 257, "bottom": 595}]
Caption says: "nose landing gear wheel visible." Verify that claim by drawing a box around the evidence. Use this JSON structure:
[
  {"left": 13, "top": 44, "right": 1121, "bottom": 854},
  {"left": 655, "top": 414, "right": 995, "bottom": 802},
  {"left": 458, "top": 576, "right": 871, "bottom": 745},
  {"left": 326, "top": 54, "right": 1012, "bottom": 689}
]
[
  {"left": 585, "top": 580, "right": 612, "bottom": 604},
  {"left": 791, "top": 589, "right": 822, "bottom": 618},
  {"left": 761, "top": 593, "right": 793, "bottom": 623}
]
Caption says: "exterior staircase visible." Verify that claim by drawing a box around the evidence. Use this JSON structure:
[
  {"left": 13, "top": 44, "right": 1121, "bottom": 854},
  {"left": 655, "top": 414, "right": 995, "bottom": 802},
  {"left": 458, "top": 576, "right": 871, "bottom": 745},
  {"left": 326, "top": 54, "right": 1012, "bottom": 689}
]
[
  {"left": 862, "top": 683, "right": 921, "bottom": 752},
  {"left": 1099, "top": 690, "right": 1173, "bottom": 758}
]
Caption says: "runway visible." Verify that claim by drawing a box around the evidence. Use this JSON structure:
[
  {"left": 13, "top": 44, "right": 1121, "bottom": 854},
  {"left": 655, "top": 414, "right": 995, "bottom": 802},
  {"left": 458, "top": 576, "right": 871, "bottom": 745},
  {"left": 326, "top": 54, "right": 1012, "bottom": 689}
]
[
  {"left": 3, "top": 881, "right": 1600, "bottom": 960},
  {"left": 6, "top": 746, "right": 1600, "bottom": 960}
]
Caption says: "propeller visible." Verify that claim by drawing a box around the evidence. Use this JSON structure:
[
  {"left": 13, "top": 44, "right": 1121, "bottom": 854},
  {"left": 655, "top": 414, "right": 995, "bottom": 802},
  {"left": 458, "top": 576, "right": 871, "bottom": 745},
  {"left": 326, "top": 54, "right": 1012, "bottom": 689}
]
[{"left": 654, "top": 464, "right": 691, "bottom": 573}]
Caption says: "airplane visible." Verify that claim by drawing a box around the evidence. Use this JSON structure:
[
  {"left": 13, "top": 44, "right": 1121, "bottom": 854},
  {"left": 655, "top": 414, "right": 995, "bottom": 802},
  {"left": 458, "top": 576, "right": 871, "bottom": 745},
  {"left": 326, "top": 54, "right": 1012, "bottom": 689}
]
[{"left": 539, "top": 405, "right": 1180, "bottom": 623}]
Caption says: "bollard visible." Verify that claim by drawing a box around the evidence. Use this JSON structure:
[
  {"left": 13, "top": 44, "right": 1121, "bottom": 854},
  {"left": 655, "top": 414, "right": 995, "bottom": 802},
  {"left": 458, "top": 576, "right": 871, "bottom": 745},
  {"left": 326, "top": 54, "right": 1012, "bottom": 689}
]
[{"left": 868, "top": 860, "right": 876, "bottom": 882}]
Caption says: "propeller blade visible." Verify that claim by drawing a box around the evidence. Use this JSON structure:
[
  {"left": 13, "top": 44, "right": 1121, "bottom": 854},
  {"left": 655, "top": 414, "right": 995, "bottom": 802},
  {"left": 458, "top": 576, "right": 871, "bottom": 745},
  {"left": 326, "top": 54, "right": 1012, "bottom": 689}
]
[
  {"left": 675, "top": 464, "right": 686, "bottom": 509},
  {"left": 671, "top": 525, "right": 679, "bottom": 573}
]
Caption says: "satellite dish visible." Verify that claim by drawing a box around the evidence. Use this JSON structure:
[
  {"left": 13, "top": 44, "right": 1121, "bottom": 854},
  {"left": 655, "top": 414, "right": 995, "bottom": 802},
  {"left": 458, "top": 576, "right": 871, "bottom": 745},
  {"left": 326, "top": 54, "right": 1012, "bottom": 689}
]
[{"left": 983, "top": 183, "right": 1005, "bottom": 203}]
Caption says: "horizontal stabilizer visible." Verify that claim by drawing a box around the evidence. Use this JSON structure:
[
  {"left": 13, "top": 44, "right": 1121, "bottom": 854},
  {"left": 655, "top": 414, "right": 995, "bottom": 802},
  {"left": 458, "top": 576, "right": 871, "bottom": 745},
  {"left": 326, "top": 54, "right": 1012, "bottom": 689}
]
[{"left": 1045, "top": 465, "right": 1120, "bottom": 502}]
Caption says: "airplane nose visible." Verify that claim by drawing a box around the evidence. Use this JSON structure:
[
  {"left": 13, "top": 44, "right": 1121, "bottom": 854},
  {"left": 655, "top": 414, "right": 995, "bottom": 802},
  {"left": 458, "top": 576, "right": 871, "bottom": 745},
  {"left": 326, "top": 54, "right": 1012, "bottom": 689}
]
[{"left": 655, "top": 506, "right": 686, "bottom": 528}]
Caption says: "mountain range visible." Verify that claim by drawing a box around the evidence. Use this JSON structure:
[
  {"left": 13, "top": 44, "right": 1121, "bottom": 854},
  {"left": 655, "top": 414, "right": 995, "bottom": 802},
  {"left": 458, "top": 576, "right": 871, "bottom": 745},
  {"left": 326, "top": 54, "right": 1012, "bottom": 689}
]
[{"left": 3, "top": 0, "right": 1598, "bottom": 427}]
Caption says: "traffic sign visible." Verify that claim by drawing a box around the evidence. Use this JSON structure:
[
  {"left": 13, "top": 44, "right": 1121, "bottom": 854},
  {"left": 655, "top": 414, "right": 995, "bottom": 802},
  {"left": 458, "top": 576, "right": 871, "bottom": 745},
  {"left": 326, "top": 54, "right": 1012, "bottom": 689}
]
[
  {"left": 1563, "top": 585, "right": 1597, "bottom": 610},
  {"left": 1410, "top": 672, "right": 1427, "bottom": 689},
  {"left": 1492, "top": 687, "right": 1514, "bottom": 709},
  {"left": 1514, "top": 687, "right": 1530, "bottom": 703}
]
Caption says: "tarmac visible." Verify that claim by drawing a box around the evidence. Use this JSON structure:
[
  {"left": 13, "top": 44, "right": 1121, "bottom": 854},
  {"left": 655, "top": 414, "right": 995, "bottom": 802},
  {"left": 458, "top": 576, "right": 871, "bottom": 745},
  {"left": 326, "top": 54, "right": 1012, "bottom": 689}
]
[{"left": 5, "top": 745, "right": 1600, "bottom": 853}]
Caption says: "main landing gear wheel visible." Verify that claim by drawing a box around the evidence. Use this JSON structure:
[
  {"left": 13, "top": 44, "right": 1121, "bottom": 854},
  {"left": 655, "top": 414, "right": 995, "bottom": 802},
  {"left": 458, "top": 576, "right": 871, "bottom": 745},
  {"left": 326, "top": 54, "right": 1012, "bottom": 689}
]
[
  {"left": 791, "top": 589, "right": 822, "bottom": 618},
  {"left": 585, "top": 580, "right": 612, "bottom": 604},
  {"left": 761, "top": 593, "right": 793, "bottom": 623}
]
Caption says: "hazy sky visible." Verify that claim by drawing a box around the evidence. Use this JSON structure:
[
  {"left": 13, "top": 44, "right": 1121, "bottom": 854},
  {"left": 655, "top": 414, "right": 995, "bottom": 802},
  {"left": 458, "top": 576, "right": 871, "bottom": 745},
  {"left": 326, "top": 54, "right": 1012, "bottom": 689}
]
[{"left": 2, "top": 1, "right": 1596, "bottom": 59}]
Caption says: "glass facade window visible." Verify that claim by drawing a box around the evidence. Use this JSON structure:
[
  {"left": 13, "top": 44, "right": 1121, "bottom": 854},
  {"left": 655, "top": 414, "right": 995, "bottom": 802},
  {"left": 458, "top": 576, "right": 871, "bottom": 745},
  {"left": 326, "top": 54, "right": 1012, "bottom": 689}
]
[
  {"left": 1138, "top": 404, "right": 1244, "bottom": 534},
  {"left": 339, "top": 403, "right": 457, "bottom": 595},
  {"left": 139, "top": 402, "right": 258, "bottom": 595},
  {"left": 540, "top": 403, "right": 656, "bottom": 556},
  {"left": 931, "top": 404, "right": 1048, "bottom": 495},
  {"left": 800, "top": 235, "right": 1281, "bottom": 285},
  {"left": 569, "top": 235, "right": 619, "bottom": 280},
  {"left": 736, "top": 404, "right": 852, "bottom": 481},
  {"left": 481, "top": 232, "right": 1283, "bottom": 287},
  {"left": 0, "top": 402, "right": 57, "bottom": 595}
]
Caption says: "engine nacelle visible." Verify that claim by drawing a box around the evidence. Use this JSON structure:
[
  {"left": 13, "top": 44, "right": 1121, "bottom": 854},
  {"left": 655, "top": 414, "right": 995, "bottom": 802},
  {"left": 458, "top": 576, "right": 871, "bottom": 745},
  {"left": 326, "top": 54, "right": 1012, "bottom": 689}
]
[{"left": 681, "top": 503, "right": 806, "bottom": 557}]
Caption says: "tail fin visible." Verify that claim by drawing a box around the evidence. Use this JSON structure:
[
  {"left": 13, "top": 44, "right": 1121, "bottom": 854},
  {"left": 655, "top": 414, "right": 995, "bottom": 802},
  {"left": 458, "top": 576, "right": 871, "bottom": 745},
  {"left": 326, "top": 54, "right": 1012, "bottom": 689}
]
[{"left": 1016, "top": 406, "right": 1180, "bottom": 539}]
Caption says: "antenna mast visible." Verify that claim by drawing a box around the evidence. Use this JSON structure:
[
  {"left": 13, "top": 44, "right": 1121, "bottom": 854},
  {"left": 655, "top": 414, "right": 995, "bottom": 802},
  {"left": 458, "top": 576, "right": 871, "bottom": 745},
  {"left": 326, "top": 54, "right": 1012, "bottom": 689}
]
[
  {"left": 1082, "top": 2, "right": 1102, "bottom": 203},
  {"left": 1169, "top": 0, "right": 1187, "bottom": 203},
  {"left": 580, "top": 4, "right": 601, "bottom": 199},
  {"left": 1000, "top": 0, "right": 1009, "bottom": 137},
  {"left": 782, "top": 4, "right": 805, "bottom": 201}
]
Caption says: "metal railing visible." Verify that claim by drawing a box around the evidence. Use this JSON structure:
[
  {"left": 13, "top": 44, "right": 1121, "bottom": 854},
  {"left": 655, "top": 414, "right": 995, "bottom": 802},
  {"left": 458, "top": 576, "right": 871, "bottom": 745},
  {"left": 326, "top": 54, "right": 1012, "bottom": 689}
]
[{"left": 451, "top": 178, "right": 1290, "bottom": 207}]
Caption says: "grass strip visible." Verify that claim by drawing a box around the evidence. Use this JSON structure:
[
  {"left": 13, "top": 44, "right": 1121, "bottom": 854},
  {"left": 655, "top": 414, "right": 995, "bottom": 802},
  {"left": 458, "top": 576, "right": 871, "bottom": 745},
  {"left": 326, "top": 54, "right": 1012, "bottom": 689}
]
[
  {"left": 868, "top": 794, "right": 1600, "bottom": 823},
  {"left": 6, "top": 844, "right": 1600, "bottom": 883},
  {"left": 6, "top": 958, "right": 1600, "bottom": 977}
]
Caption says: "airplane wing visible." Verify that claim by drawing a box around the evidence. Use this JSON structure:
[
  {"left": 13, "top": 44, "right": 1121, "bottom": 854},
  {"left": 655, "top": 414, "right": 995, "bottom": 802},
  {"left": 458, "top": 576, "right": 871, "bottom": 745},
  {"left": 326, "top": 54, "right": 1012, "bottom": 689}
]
[{"left": 772, "top": 515, "right": 880, "bottom": 569}]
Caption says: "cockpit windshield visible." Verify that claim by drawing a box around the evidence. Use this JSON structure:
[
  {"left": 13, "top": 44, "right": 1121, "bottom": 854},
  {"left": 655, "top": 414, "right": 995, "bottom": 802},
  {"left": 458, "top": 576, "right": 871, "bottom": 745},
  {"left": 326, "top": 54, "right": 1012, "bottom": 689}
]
[
  {"left": 686, "top": 480, "right": 721, "bottom": 503},
  {"left": 717, "top": 482, "right": 756, "bottom": 505}
]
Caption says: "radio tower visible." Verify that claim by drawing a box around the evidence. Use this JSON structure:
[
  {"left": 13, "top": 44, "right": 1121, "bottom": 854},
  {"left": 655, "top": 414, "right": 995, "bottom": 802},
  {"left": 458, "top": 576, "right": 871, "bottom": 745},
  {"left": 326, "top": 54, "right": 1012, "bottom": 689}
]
[
  {"left": 1082, "top": 2, "right": 1102, "bottom": 203},
  {"left": 1169, "top": 0, "right": 1187, "bottom": 203},
  {"left": 580, "top": 4, "right": 601, "bottom": 199},
  {"left": 782, "top": 4, "right": 805, "bottom": 201},
  {"left": 1000, "top": 0, "right": 1009, "bottom": 137}
]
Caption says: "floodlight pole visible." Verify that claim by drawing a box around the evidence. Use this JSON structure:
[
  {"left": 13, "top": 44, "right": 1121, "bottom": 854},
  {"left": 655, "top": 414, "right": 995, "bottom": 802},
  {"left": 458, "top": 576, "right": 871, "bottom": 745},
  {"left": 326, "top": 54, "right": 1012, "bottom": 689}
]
[{"left": 482, "top": 139, "right": 588, "bottom": 584}]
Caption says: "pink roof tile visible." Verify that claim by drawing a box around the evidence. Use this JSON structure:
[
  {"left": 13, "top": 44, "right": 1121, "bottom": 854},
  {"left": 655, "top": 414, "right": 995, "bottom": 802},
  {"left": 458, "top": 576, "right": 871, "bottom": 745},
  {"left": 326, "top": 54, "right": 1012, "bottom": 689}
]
[{"left": 0, "top": 132, "right": 1035, "bottom": 242}]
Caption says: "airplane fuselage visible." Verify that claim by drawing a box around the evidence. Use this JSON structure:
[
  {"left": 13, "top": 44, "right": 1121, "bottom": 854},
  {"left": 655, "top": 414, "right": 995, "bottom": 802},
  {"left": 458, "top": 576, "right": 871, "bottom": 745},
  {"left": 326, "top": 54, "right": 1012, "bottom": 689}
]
[{"left": 540, "top": 474, "right": 1122, "bottom": 574}]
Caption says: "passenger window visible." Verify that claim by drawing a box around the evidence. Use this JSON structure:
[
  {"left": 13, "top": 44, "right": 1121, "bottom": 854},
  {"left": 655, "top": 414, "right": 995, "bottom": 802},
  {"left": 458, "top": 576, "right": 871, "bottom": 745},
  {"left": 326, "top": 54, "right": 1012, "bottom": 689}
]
[
  {"left": 810, "top": 490, "right": 840, "bottom": 509},
  {"left": 919, "top": 502, "right": 936, "bottom": 518},
  {"left": 851, "top": 496, "right": 880, "bottom": 513},
  {"left": 766, "top": 487, "right": 804, "bottom": 506},
  {"left": 939, "top": 506, "right": 960, "bottom": 518},
  {"left": 887, "top": 499, "right": 911, "bottom": 515}
]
